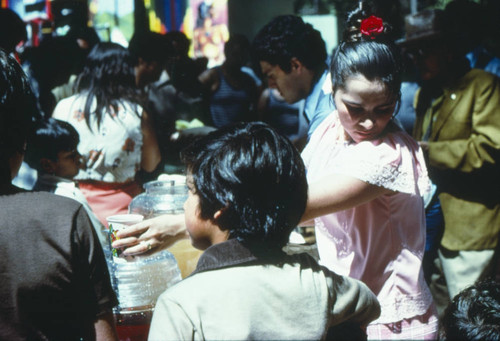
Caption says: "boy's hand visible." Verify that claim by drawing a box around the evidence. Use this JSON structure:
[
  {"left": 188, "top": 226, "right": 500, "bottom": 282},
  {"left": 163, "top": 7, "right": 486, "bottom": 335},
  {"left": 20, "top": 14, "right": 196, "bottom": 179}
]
[{"left": 112, "top": 214, "right": 188, "bottom": 255}]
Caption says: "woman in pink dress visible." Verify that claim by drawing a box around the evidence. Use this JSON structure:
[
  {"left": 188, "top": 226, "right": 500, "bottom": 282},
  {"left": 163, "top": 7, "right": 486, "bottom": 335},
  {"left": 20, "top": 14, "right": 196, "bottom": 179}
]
[{"left": 300, "top": 8, "right": 438, "bottom": 340}]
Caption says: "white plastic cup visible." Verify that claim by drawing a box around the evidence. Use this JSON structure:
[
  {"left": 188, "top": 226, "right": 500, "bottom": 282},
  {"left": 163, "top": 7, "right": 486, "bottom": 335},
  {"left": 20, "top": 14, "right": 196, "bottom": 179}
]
[{"left": 107, "top": 214, "right": 144, "bottom": 259}]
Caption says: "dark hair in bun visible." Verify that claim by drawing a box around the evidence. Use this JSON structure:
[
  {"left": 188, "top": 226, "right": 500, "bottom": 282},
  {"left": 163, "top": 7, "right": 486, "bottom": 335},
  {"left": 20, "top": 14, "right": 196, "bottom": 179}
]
[{"left": 331, "top": 7, "right": 403, "bottom": 105}]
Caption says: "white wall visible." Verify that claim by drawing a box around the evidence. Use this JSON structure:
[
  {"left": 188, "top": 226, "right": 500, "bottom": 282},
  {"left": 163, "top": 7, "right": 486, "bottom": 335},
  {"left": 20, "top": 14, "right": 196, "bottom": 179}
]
[{"left": 302, "top": 14, "right": 338, "bottom": 55}]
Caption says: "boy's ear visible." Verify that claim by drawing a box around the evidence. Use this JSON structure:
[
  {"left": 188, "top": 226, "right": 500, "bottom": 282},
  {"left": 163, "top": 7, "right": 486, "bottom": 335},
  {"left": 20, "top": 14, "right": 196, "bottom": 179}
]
[
  {"left": 40, "top": 158, "right": 56, "bottom": 174},
  {"left": 213, "top": 209, "right": 224, "bottom": 221},
  {"left": 290, "top": 57, "right": 304, "bottom": 72},
  {"left": 213, "top": 205, "right": 230, "bottom": 222}
]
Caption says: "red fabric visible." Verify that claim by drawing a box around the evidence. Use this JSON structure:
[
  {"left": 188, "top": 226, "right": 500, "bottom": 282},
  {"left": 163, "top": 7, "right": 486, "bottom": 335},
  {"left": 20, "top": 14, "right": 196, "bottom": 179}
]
[{"left": 78, "top": 180, "right": 143, "bottom": 227}]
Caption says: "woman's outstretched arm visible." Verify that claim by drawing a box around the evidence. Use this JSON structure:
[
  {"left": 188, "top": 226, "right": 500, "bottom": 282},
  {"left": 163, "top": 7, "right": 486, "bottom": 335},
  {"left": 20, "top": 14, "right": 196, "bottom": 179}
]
[{"left": 300, "top": 173, "right": 394, "bottom": 225}]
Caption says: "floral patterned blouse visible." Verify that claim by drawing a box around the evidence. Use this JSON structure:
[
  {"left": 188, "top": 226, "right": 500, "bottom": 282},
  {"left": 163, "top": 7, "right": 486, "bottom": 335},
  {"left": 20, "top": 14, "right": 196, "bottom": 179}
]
[{"left": 53, "top": 94, "right": 143, "bottom": 183}]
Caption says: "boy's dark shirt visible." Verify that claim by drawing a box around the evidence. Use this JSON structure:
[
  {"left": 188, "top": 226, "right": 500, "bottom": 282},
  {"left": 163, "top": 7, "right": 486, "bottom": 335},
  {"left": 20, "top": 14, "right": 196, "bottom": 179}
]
[{"left": 0, "top": 190, "right": 117, "bottom": 340}]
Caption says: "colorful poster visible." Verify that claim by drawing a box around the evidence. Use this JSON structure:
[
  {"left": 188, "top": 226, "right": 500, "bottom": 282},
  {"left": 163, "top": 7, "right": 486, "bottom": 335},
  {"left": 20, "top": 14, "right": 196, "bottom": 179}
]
[{"left": 190, "top": 0, "right": 228, "bottom": 67}]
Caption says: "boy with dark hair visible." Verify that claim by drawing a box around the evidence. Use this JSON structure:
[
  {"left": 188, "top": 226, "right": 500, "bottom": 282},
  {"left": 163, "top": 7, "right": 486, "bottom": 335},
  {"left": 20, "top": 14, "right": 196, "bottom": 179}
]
[
  {"left": 0, "top": 49, "right": 118, "bottom": 340},
  {"left": 25, "top": 118, "right": 81, "bottom": 179},
  {"left": 252, "top": 15, "right": 334, "bottom": 140},
  {"left": 24, "top": 118, "right": 107, "bottom": 245},
  {"left": 148, "top": 122, "right": 380, "bottom": 340}
]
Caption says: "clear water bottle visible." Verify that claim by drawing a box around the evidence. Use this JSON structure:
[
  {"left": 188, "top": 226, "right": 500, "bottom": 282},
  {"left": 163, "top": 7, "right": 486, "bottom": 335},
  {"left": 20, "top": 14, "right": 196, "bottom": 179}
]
[
  {"left": 128, "top": 176, "right": 203, "bottom": 276},
  {"left": 110, "top": 251, "right": 182, "bottom": 341},
  {"left": 108, "top": 178, "right": 188, "bottom": 341},
  {"left": 129, "top": 179, "right": 188, "bottom": 219}
]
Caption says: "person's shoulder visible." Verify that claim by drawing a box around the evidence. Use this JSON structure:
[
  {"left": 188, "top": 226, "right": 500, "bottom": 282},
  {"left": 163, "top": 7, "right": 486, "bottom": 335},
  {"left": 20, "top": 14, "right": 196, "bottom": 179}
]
[
  {"left": 466, "top": 68, "right": 500, "bottom": 84},
  {"left": 484, "top": 57, "right": 500, "bottom": 78},
  {"left": 17, "top": 190, "right": 83, "bottom": 209},
  {"left": 53, "top": 93, "right": 83, "bottom": 116},
  {"left": 312, "top": 110, "right": 338, "bottom": 133},
  {"left": 288, "top": 252, "right": 379, "bottom": 305},
  {"left": 286, "top": 251, "right": 325, "bottom": 272},
  {"left": 241, "top": 66, "right": 262, "bottom": 87},
  {"left": 56, "top": 93, "right": 82, "bottom": 105},
  {"left": 1, "top": 191, "right": 86, "bottom": 232},
  {"left": 240, "top": 70, "right": 258, "bottom": 87},
  {"left": 155, "top": 271, "right": 210, "bottom": 307},
  {"left": 301, "top": 110, "right": 338, "bottom": 160},
  {"left": 459, "top": 68, "right": 500, "bottom": 96},
  {"left": 355, "top": 127, "right": 419, "bottom": 163},
  {"left": 199, "top": 67, "right": 218, "bottom": 83}
]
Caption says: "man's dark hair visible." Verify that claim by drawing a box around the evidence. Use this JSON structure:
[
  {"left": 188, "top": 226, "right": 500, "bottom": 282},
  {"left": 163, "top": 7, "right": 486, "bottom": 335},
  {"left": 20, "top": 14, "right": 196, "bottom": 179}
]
[
  {"left": 0, "top": 48, "right": 39, "bottom": 181},
  {"left": 165, "top": 31, "right": 191, "bottom": 58},
  {"left": 24, "top": 118, "right": 80, "bottom": 172},
  {"left": 252, "top": 15, "right": 327, "bottom": 73},
  {"left": 181, "top": 122, "right": 308, "bottom": 253},
  {"left": 224, "top": 34, "right": 250, "bottom": 58},
  {"left": 440, "top": 279, "right": 500, "bottom": 341},
  {"left": 128, "top": 31, "right": 173, "bottom": 64},
  {"left": 224, "top": 34, "right": 251, "bottom": 67}
]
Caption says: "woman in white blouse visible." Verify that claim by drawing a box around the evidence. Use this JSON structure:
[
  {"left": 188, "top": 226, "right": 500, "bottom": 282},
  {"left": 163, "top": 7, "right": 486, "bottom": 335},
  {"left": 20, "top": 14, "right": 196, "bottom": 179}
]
[{"left": 53, "top": 42, "right": 160, "bottom": 225}]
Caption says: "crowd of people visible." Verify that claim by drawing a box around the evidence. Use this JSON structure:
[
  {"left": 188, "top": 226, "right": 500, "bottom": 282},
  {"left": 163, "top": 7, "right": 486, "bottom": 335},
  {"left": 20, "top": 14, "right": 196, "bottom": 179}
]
[{"left": 1, "top": 0, "right": 500, "bottom": 340}]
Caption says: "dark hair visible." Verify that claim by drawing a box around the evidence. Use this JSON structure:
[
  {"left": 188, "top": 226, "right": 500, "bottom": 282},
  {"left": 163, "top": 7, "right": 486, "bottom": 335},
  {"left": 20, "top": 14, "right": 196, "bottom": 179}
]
[
  {"left": 24, "top": 118, "right": 79, "bottom": 172},
  {"left": 181, "top": 122, "right": 308, "bottom": 253},
  {"left": 252, "top": 15, "right": 327, "bottom": 73},
  {"left": 224, "top": 34, "right": 250, "bottom": 66},
  {"left": 0, "top": 48, "right": 39, "bottom": 181},
  {"left": 74, "top": 42, "right": 143, "bottom": 129},
  {"left": 331, "top": 8, "right": 403, "bottom": 104},
  {"left": 28, "top": 36, "right": 81, "bottom": 96},
  {"left": 70, "top": 26, "right": 101, "bottom": 49},
  {"left": 224, "top": 34, "right": 250, "bottom": 56},
  {"left": 128, "top": 31, "right": 173, "bottom": 64},
  {"left": 0, "top": 9, "right": 27, "bottom": 53},
  {"left": 165, "top": 31, "right": 191, "bottom": 57},
  {"left": 440, "top": 279, "right": 500, "bottom": 341}
]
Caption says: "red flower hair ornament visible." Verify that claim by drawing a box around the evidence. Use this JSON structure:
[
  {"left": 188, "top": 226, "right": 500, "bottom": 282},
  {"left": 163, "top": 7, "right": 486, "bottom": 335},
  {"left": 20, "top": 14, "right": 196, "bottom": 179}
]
[{"left": 360, "top": 15, "right": 384, "bottom": 39}]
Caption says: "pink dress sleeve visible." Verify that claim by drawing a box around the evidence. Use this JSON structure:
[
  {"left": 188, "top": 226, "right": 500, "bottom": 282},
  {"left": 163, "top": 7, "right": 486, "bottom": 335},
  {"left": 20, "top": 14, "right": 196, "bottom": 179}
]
[
  {"left": 335, "top": 132, "right": 430, "bottom": 196},
  {"left": 303, "top": 112, "right": 430, "bottom": 197}
]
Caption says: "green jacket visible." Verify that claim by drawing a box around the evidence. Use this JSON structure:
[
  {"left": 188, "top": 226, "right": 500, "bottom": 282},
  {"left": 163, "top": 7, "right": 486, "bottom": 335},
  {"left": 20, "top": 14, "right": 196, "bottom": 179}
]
[{"left": 414, "top": 68, "right": 500, "bottom": 250}]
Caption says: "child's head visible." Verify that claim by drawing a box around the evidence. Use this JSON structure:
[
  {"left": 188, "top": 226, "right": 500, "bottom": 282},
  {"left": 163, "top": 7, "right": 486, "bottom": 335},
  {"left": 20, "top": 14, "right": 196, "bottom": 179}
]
[
  {"left": 180, "top": 122, "right": 308, "bottom": 253},
  {"left": 25, "top": 118, "right": 81, "bottom": 179},
  {"left": 440, "top": 279, "right": 500, "bottom": 340}
]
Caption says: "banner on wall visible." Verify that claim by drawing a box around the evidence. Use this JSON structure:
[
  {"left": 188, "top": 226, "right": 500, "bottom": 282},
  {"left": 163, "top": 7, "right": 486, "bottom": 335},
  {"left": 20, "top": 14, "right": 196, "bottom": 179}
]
[{"left": 189, "top": 0, "right": 228, "bottom": 67}]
